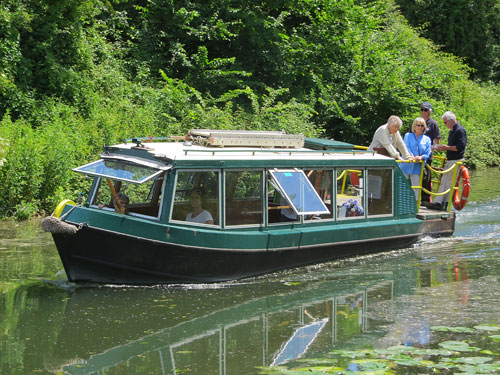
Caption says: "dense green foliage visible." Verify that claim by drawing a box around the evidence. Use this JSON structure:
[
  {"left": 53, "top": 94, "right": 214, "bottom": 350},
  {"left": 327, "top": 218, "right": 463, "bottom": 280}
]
[
  {"left": 395, "top": 0, "right": 500, "bottom": 83},
  {"left": 0, "top": 0, "right": 499, "bottom": 218}
]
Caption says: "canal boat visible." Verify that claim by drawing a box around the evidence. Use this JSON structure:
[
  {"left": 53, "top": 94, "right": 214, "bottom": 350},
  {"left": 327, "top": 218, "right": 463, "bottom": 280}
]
[{"left": 43, "top": 129, "right": 453, "bottom": 284}]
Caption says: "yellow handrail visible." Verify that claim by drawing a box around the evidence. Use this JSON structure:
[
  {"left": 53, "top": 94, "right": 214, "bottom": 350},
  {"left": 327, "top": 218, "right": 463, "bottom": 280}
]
[
  {"left": 397, "top": 159, "right": 462, "bottom": 212},
  {"left": 430, "top": 155, "right": 446, "bottom": 191}
]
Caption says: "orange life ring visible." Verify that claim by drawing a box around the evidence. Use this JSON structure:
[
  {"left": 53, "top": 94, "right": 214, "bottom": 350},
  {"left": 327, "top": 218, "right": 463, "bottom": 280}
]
[{"left": 453, "top": 165, "right": 470, "bottom": 210}]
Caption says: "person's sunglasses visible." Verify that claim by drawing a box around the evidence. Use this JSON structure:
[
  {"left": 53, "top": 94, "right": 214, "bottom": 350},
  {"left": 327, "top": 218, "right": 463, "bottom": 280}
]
[
  {"left": 416, "top": 124, "right": 424, "bottom": 127},
  {"left": 421, "top": 108, "right": 429, "bottom": 112}
]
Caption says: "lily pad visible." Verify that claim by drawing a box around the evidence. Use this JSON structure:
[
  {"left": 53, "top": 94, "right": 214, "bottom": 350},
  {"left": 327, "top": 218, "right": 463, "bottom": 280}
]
[
  {"left": 351, "top": 358, "right": 391, "bottom": 371},
  {"left": 455, "top": 363, "right": 500, "bottom": 374},
  {"left": 431, "top": 326, "right": 475, "bottom": 333},
  {"left": 438, "top": 340, "right": 479, "bottom": 352},
  {"left": 489, "top": 335, "right": 500, "bottom": 342},
  {"left": 393, "top": 358, "right": 434, "bottom": 367},
  {"left": 452, "top": 357, "right": 493, "bottom": 365},
  {"left": 412, "top": 348, "right": 455, "bottom": 356},
  {"left": 374, "top": 345, "right": 417, "bottom": 356},
  {"left": 474, "top": 324, "right": 500, "bottom": 332}
]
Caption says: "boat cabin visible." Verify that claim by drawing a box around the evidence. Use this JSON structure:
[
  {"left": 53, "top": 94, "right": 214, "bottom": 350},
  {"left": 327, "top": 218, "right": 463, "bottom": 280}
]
[{"left": 73, "top": 130, "right": 416, "bottom": 228}]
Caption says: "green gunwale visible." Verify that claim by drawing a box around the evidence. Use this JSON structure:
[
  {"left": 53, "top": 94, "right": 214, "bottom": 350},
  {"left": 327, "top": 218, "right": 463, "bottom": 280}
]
[{"left": 65, "top": 206, "right": 422, "bottom": 251}]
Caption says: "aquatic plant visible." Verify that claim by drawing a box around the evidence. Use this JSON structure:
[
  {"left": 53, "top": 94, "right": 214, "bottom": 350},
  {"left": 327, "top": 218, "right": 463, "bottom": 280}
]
[{"left": 258, "top": 324, "right": 500, "bottom": 374}]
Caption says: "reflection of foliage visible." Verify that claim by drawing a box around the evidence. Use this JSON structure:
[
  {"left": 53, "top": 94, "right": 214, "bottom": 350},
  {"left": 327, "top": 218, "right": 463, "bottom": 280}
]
[
  {"left": 102, "top": 161, "right": 156, "bottom": 181},
  {"left": 174, "top": 171, "right": 219, "bottom": 204},
  {"left": 335, "top": 295, "right": 363, "bottom": 342},
  {"left": 121, "top": 179, "right": 157, "bottom": 205},
  {"left": 226, "top": 171, "right": 262, "bottom": 200},
  {"left": 259, "top": 324, "right": 500, "bottom": 374},
  {"left": 342, "top": 199, "right": 364, "bottom": 216}
]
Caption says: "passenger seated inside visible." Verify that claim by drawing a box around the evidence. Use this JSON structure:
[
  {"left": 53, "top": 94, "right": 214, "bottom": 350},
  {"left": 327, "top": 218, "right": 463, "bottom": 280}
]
[
  {"left": 185, "top": 191, "right": 214, "bottom": 224},
  {"left": 98, "top": 192, "right": 129, "bottom": 215},
  {"left": 114, "top": 192, "right": 129, "bottom": 214}
]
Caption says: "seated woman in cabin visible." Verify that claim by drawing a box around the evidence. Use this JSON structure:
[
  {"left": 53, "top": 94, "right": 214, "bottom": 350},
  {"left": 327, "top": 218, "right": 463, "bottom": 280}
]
[
  {"left": 368, "top": 115, "right": 412, "bottom": 162},
  {"left": 400, "top": 117, "right": 432, "bottom": 200},
  {"left": 98, "top": 192, "right": 129, "bottom": 215},
  {"left": 185, "top": 191, "right": 214, "bottom": 224}
]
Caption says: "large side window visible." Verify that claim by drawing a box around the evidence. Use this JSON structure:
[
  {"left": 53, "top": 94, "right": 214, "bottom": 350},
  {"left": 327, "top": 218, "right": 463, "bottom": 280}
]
[
  {"left": 367, "top": 169, "right": 393, "bottom": 216},
  {"left": 91, "top": 175, "right": 164, "bottom": 218},
  {"left": 267, "top": 176, "right": 297, "bottom": 224},
  {"left": 336, "top": 169, "right": 365, "bottom": 219},
  {"left": 171, "top": 171, "right": 219, "bottom": 225},
  {"left": 268, "top": 169, "right": 330, "bottom": 224},
  {"left": 304, "top": 169, "right": 334, "bottom": 220},
  {"left": 225, "top": 171, "right": 263, "bottom": 226}
]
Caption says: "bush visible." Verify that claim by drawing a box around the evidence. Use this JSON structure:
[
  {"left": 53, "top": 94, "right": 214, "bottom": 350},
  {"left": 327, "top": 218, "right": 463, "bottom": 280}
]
[
  {"left": 13, "top": 201, "right": 38, "bottom": 221},
  {"left": 0, "top": 118, "right": 44, "bottom": 217}
]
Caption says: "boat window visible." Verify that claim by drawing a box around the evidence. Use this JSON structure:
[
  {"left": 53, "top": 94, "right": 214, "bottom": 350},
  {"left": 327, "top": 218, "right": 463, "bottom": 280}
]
[
  {"left": 367, "top": 169, "right": 393, "bottom": 216},
  {"left": 336, "top": 169, "right": 365, "bottom": 219},
  {"left": 225, "top": 171, "right": 263, "bottom": 226},
  {"left": 267, "top": 177, "right": 299, "bottom": 224},
  {"left": 74, "top": 159, "right": 165, "bottom": 184},
  {"left": 268, "top": 170, "right": 330, "bottom": 222},
  {"left": 171, "top": 171, "right": 219, "bottom": 225},
  {"left": 304, "top": 169, "right": 334, "bottom": 220},
  {"left": 91, "top": 175, "right": 164, "bottom": 218}
]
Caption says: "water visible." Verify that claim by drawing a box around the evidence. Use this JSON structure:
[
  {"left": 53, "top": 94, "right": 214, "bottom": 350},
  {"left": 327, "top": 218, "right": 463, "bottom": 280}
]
[{"left": 1, "top": 168, "right": 499, "bottom": 375}]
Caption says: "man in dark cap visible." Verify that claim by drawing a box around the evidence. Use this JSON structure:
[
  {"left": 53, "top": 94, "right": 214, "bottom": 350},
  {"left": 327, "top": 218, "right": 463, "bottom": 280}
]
[{"left": 420, "top": 101, "right": 440, "bottom": 204}]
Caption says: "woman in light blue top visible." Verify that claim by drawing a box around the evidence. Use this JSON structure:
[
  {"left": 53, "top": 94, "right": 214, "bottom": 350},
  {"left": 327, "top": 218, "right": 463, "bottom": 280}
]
[{"left": 402, "top": 117, "right": 432, "bottom": 200}]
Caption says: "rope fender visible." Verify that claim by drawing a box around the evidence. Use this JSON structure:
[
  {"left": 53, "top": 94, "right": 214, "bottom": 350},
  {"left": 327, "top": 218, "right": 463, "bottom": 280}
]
[
  {"left": 42, "top": 199, "right": 80, "bottom": 235},
  {"left": 453, "top": 165, "right": 471, "bottom": 210}
]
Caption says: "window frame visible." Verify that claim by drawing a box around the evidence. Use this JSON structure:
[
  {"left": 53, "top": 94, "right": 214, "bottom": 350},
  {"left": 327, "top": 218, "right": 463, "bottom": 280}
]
[
  {"left": 224, "top": 169, "right": 265, "bottom": 228},
  {"left": 366, "top": 167, "right": 394, "bottom": 218},
  {"left": 88, "top": 175, "right": 166, "bottom": 220},
  {"left": 303, "top": 168, "right": 335, "bottom": 222},
  {"left": 169, "top": 169, "right": 221, "bottom": 227},
  {"left": 335, "top": 168, "right": 366, "bottom": 220},
  {"left": 268, "top": 169, "right": 331, "bottom": 217}
]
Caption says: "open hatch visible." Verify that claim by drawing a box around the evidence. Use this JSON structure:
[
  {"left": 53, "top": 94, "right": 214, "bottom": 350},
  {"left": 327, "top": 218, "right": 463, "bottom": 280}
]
[
  {"left": 73, "top": 156, "right": 169, "bottom": 184},
  {"left": 73, "top": 156, "right": 170, "bottom": 218},
  {"left": 269, "top": 169, "right": 330, "bottom": 217}
]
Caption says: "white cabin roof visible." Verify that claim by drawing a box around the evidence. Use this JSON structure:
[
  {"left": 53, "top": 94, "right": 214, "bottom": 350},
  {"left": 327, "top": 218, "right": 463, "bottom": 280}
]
[{"left": 105, "top": 140, "right": 389, "bottom": 163}]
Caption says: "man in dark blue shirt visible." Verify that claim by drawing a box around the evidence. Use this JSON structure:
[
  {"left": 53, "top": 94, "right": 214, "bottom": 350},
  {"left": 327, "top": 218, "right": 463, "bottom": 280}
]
[
  {"left": 420, "top": 101, "right": 441, "bottom": 203},
  {"left": 429, "top": 111, "right": 467, "bottom": 210},
  {"left": 421, "top": 102, "right": 441, "bottom": 146}
]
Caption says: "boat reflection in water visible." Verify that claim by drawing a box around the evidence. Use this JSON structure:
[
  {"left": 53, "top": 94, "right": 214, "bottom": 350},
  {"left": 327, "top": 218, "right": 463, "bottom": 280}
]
[
  {"left": 272, "top": 318, "right": 328, "bottom": 366},
  {"left": 1, "top": 242, "right": 477, "bottom": 375},
  {"left": 51, "top": 272, "right": 398, "bottom": 375}
]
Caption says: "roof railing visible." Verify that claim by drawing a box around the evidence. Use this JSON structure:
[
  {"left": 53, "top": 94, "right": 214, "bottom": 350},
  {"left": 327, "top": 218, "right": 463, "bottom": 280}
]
[{"left": 182, "top": 148, "right": 375, "bottom": 156}]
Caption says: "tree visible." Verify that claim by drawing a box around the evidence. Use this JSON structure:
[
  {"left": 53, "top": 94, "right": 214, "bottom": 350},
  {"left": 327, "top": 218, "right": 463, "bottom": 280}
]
[{"left": 395, "top": 0, "right": 500, "bottom": 82}]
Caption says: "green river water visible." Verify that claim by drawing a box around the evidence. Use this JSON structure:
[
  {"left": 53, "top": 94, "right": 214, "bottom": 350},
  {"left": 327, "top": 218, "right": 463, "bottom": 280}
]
[{"left": 1, "top": 168, "right": 499, "bottom": 375}]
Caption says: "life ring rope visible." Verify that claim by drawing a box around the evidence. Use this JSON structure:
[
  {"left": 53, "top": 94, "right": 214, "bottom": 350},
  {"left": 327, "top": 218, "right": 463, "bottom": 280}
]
[{"left": 453, "top": 165, "right": 470, "bottom": 210}]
